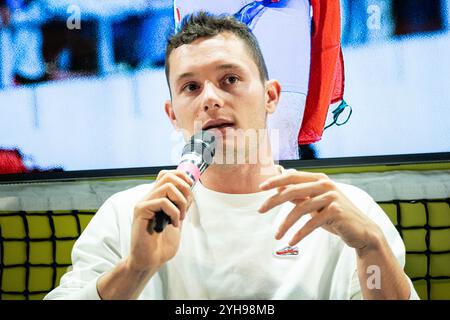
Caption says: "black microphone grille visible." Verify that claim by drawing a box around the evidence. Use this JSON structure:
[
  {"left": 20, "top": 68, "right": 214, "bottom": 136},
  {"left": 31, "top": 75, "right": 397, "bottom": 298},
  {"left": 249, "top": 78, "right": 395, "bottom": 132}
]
[{"left": 182, "top": 131, "right": 217, "bottom": 164}]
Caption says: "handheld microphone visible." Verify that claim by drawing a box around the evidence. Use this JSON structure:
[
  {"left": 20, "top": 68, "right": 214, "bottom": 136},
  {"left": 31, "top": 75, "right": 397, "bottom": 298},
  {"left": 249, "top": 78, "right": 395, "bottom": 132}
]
[{"left": 149, "top": 130, "right": 217, "bottom": 233}]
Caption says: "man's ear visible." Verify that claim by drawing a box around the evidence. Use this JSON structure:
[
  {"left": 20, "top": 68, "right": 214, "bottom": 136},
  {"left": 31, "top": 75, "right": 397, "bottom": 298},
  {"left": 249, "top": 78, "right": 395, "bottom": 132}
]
[
  {"left": 164, "top": 99, "right": 179, "bottom": 130},
  {"left": 265, "top": 79, "right": 281, "bottom": 114}
]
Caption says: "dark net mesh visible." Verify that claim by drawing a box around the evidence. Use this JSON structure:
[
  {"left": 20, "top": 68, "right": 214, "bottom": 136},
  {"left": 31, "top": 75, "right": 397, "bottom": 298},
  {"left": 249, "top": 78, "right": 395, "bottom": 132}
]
[
  {"left": 378, "top": 198, "right": 450, "bottom": 299},
  {"left": 0, "top": 210, "right": 95, "bottom": 300}
]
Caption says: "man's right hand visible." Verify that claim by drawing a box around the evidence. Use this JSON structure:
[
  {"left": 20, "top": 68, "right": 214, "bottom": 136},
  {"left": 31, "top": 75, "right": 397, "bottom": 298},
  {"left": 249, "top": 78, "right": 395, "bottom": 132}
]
[
  {"left": 127, "top": 169, "right": 194, "bottom": 273},
  {"left": 97, "top": 170, "right": 193, "bottom": 299}
]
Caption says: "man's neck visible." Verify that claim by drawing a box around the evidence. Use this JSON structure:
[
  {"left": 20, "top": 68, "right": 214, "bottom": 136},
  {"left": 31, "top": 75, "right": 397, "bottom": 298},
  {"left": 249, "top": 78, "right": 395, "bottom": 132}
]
[{"left": 199, "top": 162, "right": 281, "bottom": 194}]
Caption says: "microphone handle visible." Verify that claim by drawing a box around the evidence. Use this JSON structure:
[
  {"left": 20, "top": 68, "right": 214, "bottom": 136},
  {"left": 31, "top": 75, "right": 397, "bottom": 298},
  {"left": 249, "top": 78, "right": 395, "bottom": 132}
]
[{"left": 153, "top": 210, "right": 172, "bottom": 233}]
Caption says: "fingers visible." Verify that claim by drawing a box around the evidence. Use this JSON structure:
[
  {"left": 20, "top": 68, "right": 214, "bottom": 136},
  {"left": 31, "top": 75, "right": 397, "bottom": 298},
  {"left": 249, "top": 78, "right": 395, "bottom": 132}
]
[
  {"left": 288, "top": 213, "right": 328, "bottom": 246},
  {"left": 158, "top": 171, "right": 193, "bottom": 198},
  {"left": 259, "top": 171, "right": 328, "bottom": 191},
  {"left": 259, "top": 179, "right": 334, "bottom": 213},
  {"left": 275, "top": 204, "right": 306, "bottom": 240},
  {"left": 135, "top": 198, "right": 181, "bottom": 227},
  {"left": 152, "top": 183, "right": 188, "bottom": 221},
  {"left": 144, "top": 170, "right": 194, "bottom": 220},
  {"left": 136, "top": 169, "right": 195, "bottom": 229},
  {"left": 156, "top": 169, "right": 194, "bottom": 189},
  {"left": 275, "top": 191, "right": 336, "bottom": 243}
]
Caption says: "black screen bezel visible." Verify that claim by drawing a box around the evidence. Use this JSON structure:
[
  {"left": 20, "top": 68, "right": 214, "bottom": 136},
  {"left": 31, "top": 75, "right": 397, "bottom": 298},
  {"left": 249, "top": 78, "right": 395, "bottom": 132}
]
[{"left": 1, "top": 152, "right": 449, "bottom": 184}]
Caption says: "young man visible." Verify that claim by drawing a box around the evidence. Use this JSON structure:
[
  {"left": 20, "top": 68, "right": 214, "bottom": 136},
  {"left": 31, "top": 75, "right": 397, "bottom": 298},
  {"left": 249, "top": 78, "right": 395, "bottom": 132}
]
[{"left": 45, "top": 13, "right": 418, "bottom": 300}]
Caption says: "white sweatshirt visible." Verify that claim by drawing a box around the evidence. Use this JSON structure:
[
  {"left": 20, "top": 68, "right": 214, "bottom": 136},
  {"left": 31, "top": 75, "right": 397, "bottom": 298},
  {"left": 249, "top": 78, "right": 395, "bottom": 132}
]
[{"left": 44, "top": 176, "right": 419, "bottom": 300}]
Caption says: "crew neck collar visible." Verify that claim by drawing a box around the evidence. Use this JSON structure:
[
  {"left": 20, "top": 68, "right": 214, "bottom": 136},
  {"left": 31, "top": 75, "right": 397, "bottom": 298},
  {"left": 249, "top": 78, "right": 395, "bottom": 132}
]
[{"left": 193, "top": 165, "right": 286, "bottom": 210}]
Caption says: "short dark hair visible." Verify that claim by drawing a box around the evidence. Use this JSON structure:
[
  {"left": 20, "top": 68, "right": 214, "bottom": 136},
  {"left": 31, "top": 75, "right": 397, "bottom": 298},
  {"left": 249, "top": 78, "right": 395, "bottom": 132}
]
[{"left": 165, "top": 12, "right": 269, "bottom": 92}]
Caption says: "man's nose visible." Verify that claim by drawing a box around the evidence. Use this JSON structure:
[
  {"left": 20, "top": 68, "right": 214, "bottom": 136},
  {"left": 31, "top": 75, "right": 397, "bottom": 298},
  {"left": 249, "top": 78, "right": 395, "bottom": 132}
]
[{"left": 201, "top": 81, "right": 224, "bottom": 112}]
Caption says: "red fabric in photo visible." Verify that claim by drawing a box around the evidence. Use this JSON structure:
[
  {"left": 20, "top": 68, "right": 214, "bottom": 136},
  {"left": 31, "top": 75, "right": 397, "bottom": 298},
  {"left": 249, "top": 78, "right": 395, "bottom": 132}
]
[{"left": 298, "top": 0, "right": 345, "bottom": 144}]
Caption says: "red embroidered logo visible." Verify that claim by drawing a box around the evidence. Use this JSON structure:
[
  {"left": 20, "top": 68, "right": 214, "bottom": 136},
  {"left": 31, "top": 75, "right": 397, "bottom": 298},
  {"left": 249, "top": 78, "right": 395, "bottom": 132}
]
[{"left": 274, "top": 246, "right": 299, "bottom": 257}]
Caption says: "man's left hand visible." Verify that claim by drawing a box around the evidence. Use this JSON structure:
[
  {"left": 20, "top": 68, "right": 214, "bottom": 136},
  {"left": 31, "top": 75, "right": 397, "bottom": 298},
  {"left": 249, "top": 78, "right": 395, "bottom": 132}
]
[{"left": 258, "top": 170, "right": 382, "bottom": 251}]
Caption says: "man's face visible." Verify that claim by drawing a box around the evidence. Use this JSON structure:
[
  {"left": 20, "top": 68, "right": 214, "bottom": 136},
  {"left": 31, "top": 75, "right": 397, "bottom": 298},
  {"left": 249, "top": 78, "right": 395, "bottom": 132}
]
[{"left": 165, "top": 32, "right": 279, "bottom": 159}]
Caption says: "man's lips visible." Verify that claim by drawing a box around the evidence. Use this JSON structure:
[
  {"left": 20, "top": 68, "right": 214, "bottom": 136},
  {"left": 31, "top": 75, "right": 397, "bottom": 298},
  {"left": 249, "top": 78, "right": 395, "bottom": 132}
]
[{"left": 202, "top": 119, "right": 235, "bottom": 131}]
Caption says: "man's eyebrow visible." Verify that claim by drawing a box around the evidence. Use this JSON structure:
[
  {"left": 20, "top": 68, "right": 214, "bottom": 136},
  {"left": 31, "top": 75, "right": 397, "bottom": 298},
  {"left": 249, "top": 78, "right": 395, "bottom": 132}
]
[
  {"left": 176, "top": 72, "right": 196, "bottom": 83},
  {"left": 175, "top": 64, "right": 245, "bottom": 84},
  {"left": 216, "top": 63, "right": 245, "bottom": 72}
]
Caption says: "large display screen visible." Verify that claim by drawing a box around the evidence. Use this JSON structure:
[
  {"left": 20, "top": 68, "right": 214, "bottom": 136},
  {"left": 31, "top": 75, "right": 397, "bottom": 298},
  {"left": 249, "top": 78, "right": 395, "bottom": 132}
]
[{"left": 1, "top": 0, "right": 449, "bottom": 182}]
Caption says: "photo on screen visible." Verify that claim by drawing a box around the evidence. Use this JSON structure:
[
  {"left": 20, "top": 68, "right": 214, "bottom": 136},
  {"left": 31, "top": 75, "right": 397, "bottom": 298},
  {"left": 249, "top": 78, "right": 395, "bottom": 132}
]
[{"left": 0, "top": 0, "right": 449, "bottom": 181}]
